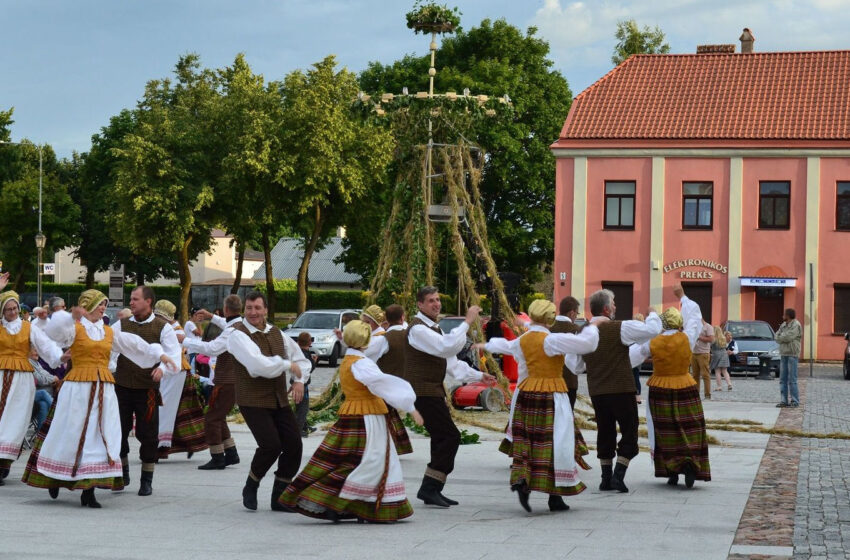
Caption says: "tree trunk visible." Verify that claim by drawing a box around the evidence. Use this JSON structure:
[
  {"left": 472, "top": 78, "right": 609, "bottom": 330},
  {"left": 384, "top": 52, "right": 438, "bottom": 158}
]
[
  {"left": 296, "top": 203, "right": 325, "bottom": 315},
  {"left": 231, "top": 242, "right": 245, "bottom": 295},
  {"left": 12, "top": 264, "right": 25, "bottom": 293},
  {"left": 178, "top": 235, "right": 193, "bottom": 324},
  {"left": 262, "top": 229, "right": 276, "bottom": 317},
  {"left": 84, "top": 266, "right": 95, "bottom": 289}
]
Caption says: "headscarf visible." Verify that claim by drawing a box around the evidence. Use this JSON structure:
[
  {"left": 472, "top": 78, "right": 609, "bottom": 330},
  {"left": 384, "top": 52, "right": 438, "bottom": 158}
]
[
  {"left": 154, "top": 299, "right": 177, "bottom": 322},
  {"left": 78, "top": 289, "right": 108, "bottom": 313},
  {"left": 660, "top": 307, "right": 683, "bottom": 331},
  {"left": 361, "top": 304, "right": 385, "bottom": 326},
  {"left": 528, "top": 299, "right": 556, "bottom": 326},
  {"left": 0, "top": 291, "right": 20, "bottom": 313},
  {"left": 343, "top": 319, "right": 372, "bottom": 349}
]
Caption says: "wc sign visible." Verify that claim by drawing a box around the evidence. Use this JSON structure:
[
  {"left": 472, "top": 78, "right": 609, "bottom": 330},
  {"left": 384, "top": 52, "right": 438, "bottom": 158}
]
[{"left": 42, "top": 263, "right": 56, "bottom": 275}]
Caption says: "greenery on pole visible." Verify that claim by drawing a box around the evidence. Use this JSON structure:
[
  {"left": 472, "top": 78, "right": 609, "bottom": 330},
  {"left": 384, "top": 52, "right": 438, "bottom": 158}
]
[
  {"left": 611, "top": 19, "right": 670, "bottom": 65},
  {"left": 405, "top": 1, "right": 461, "bottom": 34}
]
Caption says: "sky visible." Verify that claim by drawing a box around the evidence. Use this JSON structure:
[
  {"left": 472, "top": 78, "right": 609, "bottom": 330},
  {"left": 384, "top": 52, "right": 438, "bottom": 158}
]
[{"left": 3, "top": 0, "right": 850, "bottom": 159}]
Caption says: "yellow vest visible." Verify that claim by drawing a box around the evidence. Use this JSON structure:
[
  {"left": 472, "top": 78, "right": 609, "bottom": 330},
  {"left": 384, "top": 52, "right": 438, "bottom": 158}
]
[
  {"left": 647, "top": 332, "right": 697, "bottom": 390},
  {"left": 518, "top": 331, "right": 568, "bottom": 393},
  {"left": 0, "top": 321, "right": 34, "bottom": 372},
  {"left": 65, "top": 323, "right": 115, "bottom": 383},
  {"left": 338, "top": 355, "right": 388, "bottom": 416}
]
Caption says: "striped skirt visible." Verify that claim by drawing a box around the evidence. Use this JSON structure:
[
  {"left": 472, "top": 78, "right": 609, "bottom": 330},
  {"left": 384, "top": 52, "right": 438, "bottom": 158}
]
[
  {"left": 387, "top": 407, "right": 412, "bottom": 455},
  {"left": 510, "top": 390, "right": 586, "bottom": 496},
  {"left": 647, "top": 385, "right": 711, "bottom": 481},
  {"left": 159, "top": 376, "right": 207, "bottom": 456},
  {"left": 279, "top": 415, "right": 413, "bottom": 523},
  {"left": 500, "top": 419, "right": 590, "bottom": 471}
]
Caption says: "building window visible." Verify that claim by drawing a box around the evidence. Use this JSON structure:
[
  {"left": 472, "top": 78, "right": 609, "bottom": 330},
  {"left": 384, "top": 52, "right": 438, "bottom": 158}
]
[
  {"left": 682, "top": 182, "right": 713, "bottom": 229},
  {"left": 758, "top": 181, "right": 790, "bottom": 229},
  {"left": 837, "top": 182, "right": 850, "bottom": 231},
  {"left": 601, "top": 281, "right": 633, "bottom": 320},
  {"left": 836, "top": 285, "right": 850, "bottom": 333},
  {"left": 604, "top": 181, "right": 635, "bottom": 230}
]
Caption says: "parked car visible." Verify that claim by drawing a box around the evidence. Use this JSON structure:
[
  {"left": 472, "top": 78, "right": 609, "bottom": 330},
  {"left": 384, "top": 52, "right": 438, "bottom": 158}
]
[
  {"left": 283, "top": 309, "right": 360, "bottom": 367},
  {"left": 843, "top": 333, "right": 850, "bottom": 380},
  {"left": 721, "top": 320, "right": 781, "bottom": 376}
]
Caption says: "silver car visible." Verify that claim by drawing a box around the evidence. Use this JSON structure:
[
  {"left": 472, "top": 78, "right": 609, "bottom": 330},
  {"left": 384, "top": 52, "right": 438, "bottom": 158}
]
[
  {"left": 283, "top": 309, "right": 361, "bottom": 367},
  {"left": 722, "top": 320, "right": 781, "bottom": 376}
]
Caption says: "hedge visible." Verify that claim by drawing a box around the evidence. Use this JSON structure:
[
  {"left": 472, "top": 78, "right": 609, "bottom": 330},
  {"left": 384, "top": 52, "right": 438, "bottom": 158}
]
[{"left": 21, "top": 282, "right": 183, "bottom": 308}]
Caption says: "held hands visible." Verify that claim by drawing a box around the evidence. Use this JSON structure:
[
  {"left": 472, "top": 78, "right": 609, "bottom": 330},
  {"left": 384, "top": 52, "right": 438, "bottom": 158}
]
[
  {"left": 70, "top": 306, "right": 85, "bottom": 321},
  {"left": 481, "top": 372, "right": 496, "bottom": 385},
  {"left": 290, "top": 381, "right": 304, "bottom": 404},
  {"left": 410, "top": 410, "right": 425, "bottom": 426},
  {"left": 195, "top": 309, "right": 213, "bottom": 321},
  {"left": 151, "top": 368, "right": 163, "bottom": 382},
  {"left": 465, "top": 305, "right": 482, "bottom": 324},
  {"left": 60, "top": 350, "right": 72, "bottom": 363},
  {"left": 472, "top": 342, "right": 487, "bottom": 352},
  {"left": 159, "top": 354, "right": 178, "bottom": 372},
  {"left": 290, "top": 361, "right": 303, "bottom": 380},
  {"left": 333, "top": 328, "right": 343, "bottom": 341}
]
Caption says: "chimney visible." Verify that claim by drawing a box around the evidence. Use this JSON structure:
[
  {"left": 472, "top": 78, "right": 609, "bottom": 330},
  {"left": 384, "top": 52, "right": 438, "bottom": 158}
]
[
  {"left": 696, "top": 44, "right": 735, "bottom": 54},
  {"left": 739, "top": 28, "right": 754, "bottom": 53}
]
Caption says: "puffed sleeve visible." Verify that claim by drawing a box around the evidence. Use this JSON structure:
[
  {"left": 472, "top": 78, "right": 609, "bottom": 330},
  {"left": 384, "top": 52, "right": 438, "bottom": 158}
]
[
  {"left": 283, "top": 334, "right": 312, "bottom": 384},
  {"left": 112, "top": 331, "right": 165, "bottom": 369},
  {"left": 351, "top": 357, "right": 416, "bottom": 413},
  {"left": 362, "top": 334, "right": 389, "bottom": 362},
  {"left": 680, "top": 296, "right": 704, "bottom": 351},
  {"left": 226, "top": 329, "right": 287, "bottom": 379},
  {"left": 30, "top": 320, "right": 64, "bottom": 368},
  {"left": 483, "top": 336, "right": 521, "bottom": 357},
  {"left": 43, "top": 310, "right": 77, "bottom": 349},
  {"left": 629, "top": 342, "right": 651, "bottom": 368},
  {"left": 544, "top": 325, "right": 599, "bottom": 356}
]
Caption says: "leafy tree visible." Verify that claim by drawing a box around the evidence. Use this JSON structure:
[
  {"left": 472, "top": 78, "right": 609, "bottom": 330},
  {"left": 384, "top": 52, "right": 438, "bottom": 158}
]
[
  {"left": 611, "top": 19, "right": 670, "bottom": 65},
  {"left": 354, "top": 18, "right": 572, "bottom": 291}
]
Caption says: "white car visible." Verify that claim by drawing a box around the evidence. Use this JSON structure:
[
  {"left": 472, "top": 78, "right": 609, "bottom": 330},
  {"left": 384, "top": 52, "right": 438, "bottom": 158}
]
[{"left": 283, "top": 309, "right": 361, "bottom": 367}]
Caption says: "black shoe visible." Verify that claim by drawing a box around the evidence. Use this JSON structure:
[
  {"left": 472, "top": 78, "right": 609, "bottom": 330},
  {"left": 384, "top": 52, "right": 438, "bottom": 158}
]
[
  {"left": 81, "top": 488, "right": 101, "bottom": 508},
  {"left": 242, "top": 476, "right": 259, "bottom": 511},
  {"left": 122, "top": 462, "right": 130, "bottom": 486},
  {"left": 197, "top": 453, "right": 226, "bottom": 470},
  {"left": 512, "top": 483, "right": 532, "bottom": 513},
  {"left": 416, "top": 476, "right": 451, "bottom": 508},
  {"left": 187, "top": 451, "right": 194, "bottom": 459},
  {"left": 684, "top": 465, "right": 696, "bottom": 489},
  {"left": 49, "top": 487, "right": 59, "bottom": 499},
  {"left": 270, "top": 478, "right": 288, "bottom": 511},
  {"left": 667, "top": 474, "right": 679, "bottom": 486},
  {"left": 0, "top": 477, "right": 4, "bottom": 486},
  {"left": 324, "top": 509, "right": 341, "bottom": 523},
  {"left": 224, "top": 447, "right": 240, "bottom": 466},
  {"left": 599, "top": 464, "right": 614, "bottom": 491},
  {"left": 138, "top": 470, "right": 153, "bottom": 496},
  {"left": 612, "top": 463, "right": 629, "bottom": 493},
  {"left": 0, "top": 466, "right": 9, "bottom": 479},
  {"left": 548, "top": 495, "right": 570, "bottom": 512},
  {"left": 439, "top": 492, "right": 459, "bottom": 506}
]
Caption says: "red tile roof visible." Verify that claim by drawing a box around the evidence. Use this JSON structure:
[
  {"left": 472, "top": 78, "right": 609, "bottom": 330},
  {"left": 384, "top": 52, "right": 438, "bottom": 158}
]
[{"left": 559, "top": 51, "right": 850, "bottom": 141}]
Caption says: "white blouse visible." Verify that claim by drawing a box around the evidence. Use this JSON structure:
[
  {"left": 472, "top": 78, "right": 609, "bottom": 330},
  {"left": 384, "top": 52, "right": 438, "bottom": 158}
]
[
  {"left": 408, "top": 312, "right": 482, "bottom": 383},
  {"left": 1, "top": 316, "right": 63, "bottom": 368},
  {"left": 347, "top": 349, "right": 416, "bottom": 413},
  {"left": 225, "top": 319, "right": 312, "bottom": 382}
]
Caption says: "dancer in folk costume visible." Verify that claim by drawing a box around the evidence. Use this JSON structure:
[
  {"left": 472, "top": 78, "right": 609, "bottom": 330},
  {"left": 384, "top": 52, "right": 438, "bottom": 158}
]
[
  {"left": 153, "top": 300, "right": 207, "bottom": 459},
  {"left": 0, "top": 276, "right": 64, "bottom": 485},
  {"left": 629, "top": 286, "right": 711, "bottom": 488},
  {"left": 477, "top": 300, "right": 599, "bottom": 512},
  {"left": 280, "top": 320, "right": 424, "bottom": 523},
  {"left": 362, "top": 304, "right": 413, "bottom": 456},
  {"left": 22, "top": 290, "right": 176, "bottom": 507}
]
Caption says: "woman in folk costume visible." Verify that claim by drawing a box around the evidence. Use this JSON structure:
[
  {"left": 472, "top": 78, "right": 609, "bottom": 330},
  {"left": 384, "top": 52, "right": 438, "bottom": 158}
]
[
  {"left": 280, "top": 320, "right": 424, "bottom": 523},
  {"left": 629, "top": 286, "right": 711, "bottom": 488},
  {"left": 0, "top": 276, "right": 64, "bottom": 485},
  {"left": 21, "top": 290, "right": 177, "bottom": 508},
  {"left": 476, "top": 299, "right": 599, "bottom": 513},
  {"left": 153, "top": 300, "right": 207, "bottom": 459}
]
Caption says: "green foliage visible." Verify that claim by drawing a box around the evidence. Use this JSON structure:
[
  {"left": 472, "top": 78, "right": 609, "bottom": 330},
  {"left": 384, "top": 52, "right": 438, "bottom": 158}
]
[
  {"left": 459, "top": 428, "right": 480, "bottom": 445},
  {"left": 403, "top": 413, "right": 430, "bottom": 436},
  {"left": 405, "top": 1, "right": 462, "bottom": 34},
  {"left": 612, "top": 19, "right": 670, "bottom": 65},
  {"left": 520, "top": 292, "right": 546, "bottom": 311}
]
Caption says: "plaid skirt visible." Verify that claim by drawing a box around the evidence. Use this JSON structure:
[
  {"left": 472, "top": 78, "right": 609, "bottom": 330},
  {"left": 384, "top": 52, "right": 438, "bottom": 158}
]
[
  {"left": 21, "top": 399, "right": 124, "bottom": 491},
  {"left": 510, "top": 390, "right": 587, "bottom": 496},
  {"left": 161, "top": 376, "right": 207, "bottom": 456},
  {"left": 387, "top": 407, "right": 412, "bottom": 455},
  {"left": 500, "top": 421, "right": 590, "bottom": 471},
  {"left": 647, "top": 385, "right": 711, "bottom": 481},
  {"left": 279, "top": 415, "right": 413, "bottom": 523}
]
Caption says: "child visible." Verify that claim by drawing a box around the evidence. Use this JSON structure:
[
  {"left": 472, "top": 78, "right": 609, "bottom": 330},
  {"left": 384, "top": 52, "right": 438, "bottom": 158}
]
[{"left": 294, "top": 332, "right": 317, "bottom": 436}]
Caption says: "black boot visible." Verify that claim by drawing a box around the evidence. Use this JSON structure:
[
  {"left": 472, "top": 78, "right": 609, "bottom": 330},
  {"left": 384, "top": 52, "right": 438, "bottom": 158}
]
[
  {"left": 683, "top": 464, "right": 696, "bottom": 489},
  {"left": 270, "top": 478, "right": 288, "bottom": 512},
  {"left": 242, "top": 476, "right": 259, "bottom": 511},
  {"left": 667, "top": 474, "right": 679, "bottom": 486},
  {"left": 122, "top": 462, "right": 131, "bottom": 486},
  {"left": 434, "top": 479, "right": 459, "bottom": 506},
  {"left": 81, "top": 488, "right": 101, "bottom": 508},
  {"left": 49, "top": 487, "right": 59, "bottom": 499},
  {"left": 187, "top": 451, "right": 194, "bottom": 459},
  {"left": 416, "top": 476, "right": 452, "bottom": 507},
  {"left": 0, "top": 465, "right": 9, "bottom": 479},
  {"left": 0, "top": 477, "right": 4, "bottom": 486},
  {"left": 197, "top": 453, "right": 226, "bottom": 470},
  {"left": 511, "top": 482, "right": 532, "bottom": 512},
  {"left": 138, "top": 470, "right": 153, "bottom": 496},
  {"left": 224, "top": 446, "right": 240, "bottom": 466},
  {"left": 612, "top": 463, "right": 629, "bottom": 493},
  {"left": 599, "top": 464, "right": 613, "bottom": 491},
  {"left": 548, "top": 495, "right": 570, "bottom": 512}
]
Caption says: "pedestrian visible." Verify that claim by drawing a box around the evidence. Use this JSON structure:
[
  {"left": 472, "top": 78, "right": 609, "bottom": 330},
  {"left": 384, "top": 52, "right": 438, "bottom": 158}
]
[
  {"left": 711, "top": 325, "right": 733, "bottom": 392},
  {"left": 279, "top": 319, "right": 424, "bottom": 522},
  {"left": 775, "top": 308, "right": 802, "bottom": 408},
  {"left": 294, "top": 331, "right": 316, "bottom": 437},
  {"left": 690, "top": 318, "right": 715, "bottom": 399}
]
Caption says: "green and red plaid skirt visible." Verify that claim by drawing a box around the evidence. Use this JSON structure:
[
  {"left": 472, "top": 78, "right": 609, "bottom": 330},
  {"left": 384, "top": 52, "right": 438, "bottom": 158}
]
[
  {"left": 648, "top": 385, "right": 711, "bottom": 481},
  {"left": 387, "top": 407, "right": 412, "bottom": 455},
  {"left": 510, "top": 390, "right": 587, "bottom": 496},
  {"left": 279, "top": 415, "right": 413, "bottom": 523},
  {"left": 500, "top": 412, "right": 590, "bottom": 471},
  {"left": 161, "top": 376, "right": 207, "bottom": 456},
  {"left": 20, "top": 400, "right": 124, "bottom": 491}
]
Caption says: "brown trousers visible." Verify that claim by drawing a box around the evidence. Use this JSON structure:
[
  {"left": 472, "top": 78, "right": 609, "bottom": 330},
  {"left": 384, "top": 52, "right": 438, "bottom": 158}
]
[
  {"left": 239, "top": 405, "right": 302, "bottom": 480},
  {"left": 690, "top": 353, "right": 712, "bottom": 398},
  {"left": 205, "top": 383, "right": 236, "bottom": 446}
]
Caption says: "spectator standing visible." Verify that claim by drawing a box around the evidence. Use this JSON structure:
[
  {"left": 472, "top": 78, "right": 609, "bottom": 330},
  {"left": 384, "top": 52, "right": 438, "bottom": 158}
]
[
  {"left": 711, "top": 325, "right": 733, "bottom": 392},
  {"left": 775, "top": 308, "right": 802, "bottom": 408},
  {"left": 294, "top": 332, "right": 317, "bottom": 437},
  {"left": 690, "top": 319, "right": 715, "bottom": 399}
]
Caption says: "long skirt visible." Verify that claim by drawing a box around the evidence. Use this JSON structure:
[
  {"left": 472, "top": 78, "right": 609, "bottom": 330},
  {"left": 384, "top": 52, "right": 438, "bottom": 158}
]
[
  {"left": 157, "top": 371, "right": 185, "bottom": 448},
  {"left": 158, "top": 375, "right": 207, "bottom": 456},
  {"left": 21, "top": 380, "right": 124, "bottom": 491},
  {"left": 279, "top": 414, "right": 413, "bottom": 523},
  {"left": 646, "top": 385, "right": 711, "bottom": 481},
  {"left": 387, "top": 407, "right": 412, "bottom": 455},
  {"left": 510, "top": 390, "right": 586, "bottom": 496},
  {"left": 0, "top": 370, "right": 35, "bottom": 463}
]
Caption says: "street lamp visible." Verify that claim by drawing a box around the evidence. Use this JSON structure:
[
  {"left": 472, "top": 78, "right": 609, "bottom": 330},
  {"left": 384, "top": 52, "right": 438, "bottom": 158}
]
[{"left": 0, "top": 140, "right": 44, "bottom": 304}]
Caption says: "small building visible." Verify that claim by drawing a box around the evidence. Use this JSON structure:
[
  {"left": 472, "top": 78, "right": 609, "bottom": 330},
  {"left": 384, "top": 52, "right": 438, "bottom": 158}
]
[
  {"left": 551, "top": 37, "right": 850, "bottom": 360},
  {"left": 252, "top": 237, "right": 362, "bottom": 290}
]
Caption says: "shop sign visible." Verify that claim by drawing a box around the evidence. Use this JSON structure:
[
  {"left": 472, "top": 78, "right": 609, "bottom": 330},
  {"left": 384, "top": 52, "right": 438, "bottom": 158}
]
[
  {"left": 740, "top": 277, "right": 797, "bottom": 287},
  {"left": 663, "top": 259, "right": 728, "bottom": 279}
]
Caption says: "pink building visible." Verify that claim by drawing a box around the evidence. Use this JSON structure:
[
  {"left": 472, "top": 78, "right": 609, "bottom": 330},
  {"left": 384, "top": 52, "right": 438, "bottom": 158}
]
[{"left": 551, "top": 44, "right": 850, "bottom": 360}]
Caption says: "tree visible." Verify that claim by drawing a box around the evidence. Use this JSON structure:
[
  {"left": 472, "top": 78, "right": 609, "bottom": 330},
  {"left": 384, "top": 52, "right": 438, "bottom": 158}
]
[
  {"left": 280, "top": 56, "right": 394, "bottom": 314},
  {"left": 611, "top": 19, "right": 670, "bottom": 65},
  {"left": 354, "top": 18, "right": 572, "bottom": 292}
]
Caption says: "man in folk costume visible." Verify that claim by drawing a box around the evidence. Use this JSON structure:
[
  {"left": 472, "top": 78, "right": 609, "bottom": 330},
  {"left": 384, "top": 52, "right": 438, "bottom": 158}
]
[
  {"left": 405, "top": 286, "right": 496, "bottom": 508},
  {"left": 182, "top": 296, "right": 244, "bottom": 471},
  {"left": 110, "top": 286, "right": 182, "bottom": 496},
  {"left": 363, "top": 303, "right": 413, "bottom": 455},
  {"left": 153, "top": 300, "right": 207, "bottom": 459},
  {"left": 551, "top": 296, "right": 583, "bottom": 408},
  {"left": 0, "top": 274, "right": 64, "bottom": 485},
  {"left": 224, "top": 291, "right": 311, "bottom": 511},
  {"left": 569, "top": 289, "right": 661, "bottom": 493}
]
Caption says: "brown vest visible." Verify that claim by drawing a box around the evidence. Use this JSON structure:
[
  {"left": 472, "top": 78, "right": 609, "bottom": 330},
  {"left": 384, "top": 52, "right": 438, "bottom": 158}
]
[
  {"left": 550, "top": 318, "right": 581, "bottom": 391},
  {"left": 210, "top": 320, "right": 241, "bottom": 385},
  {"left": 231, "top": 322, "right": 289, "bottom": 409},
  {"left": 404, "top": 317, "right": 448, "bottom": 397},
  {"left": 114, "top": 316, "right": 167, "bottom": 390},
  {"left": 377, "top": 328, "right": 407, "bottom": 378},
  {"left": 582, "top": 321, "right": 635, "bottom": 396}
]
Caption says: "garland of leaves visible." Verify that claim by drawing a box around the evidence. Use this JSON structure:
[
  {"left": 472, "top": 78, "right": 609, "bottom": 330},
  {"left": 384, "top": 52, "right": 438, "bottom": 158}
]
[{"left": 405, "top": 1, "right": 461, "bottom": 34}]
